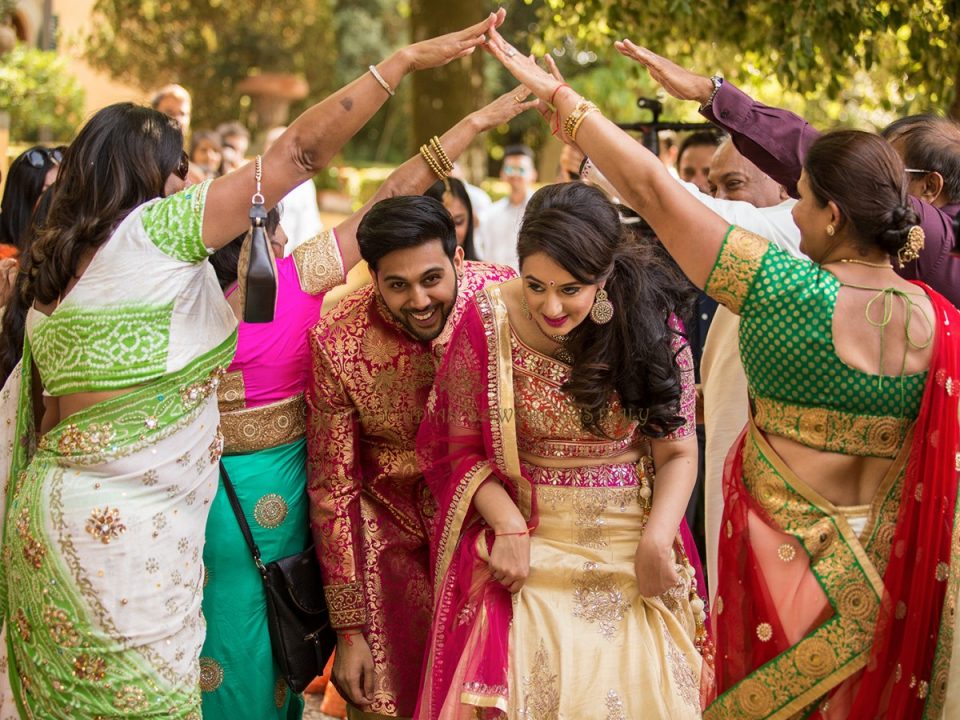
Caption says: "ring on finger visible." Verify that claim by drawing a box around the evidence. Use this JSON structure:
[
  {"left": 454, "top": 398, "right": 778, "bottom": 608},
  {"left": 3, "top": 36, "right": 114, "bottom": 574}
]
[
  {"left": 513, "top": 93, "right": 526, "bottom": 103},
  {"left": 506, "top": 48, "right": 517, "bottom": 58}
]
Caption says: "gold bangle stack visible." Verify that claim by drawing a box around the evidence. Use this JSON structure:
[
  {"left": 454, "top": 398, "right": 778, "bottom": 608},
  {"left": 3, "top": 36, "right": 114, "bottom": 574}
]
[
  {"left": 562, "top": 99, "right": 600, "bottom": 142},
  {"left": 430, "top": 137, "right": 453, "bottom": 174},
  {"left": 420, "top": 136, "right": 453, "bottom": 180}
]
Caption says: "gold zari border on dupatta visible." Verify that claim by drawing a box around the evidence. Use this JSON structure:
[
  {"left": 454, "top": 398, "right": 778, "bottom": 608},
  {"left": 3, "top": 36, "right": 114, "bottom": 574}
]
[
  {"left": 432, "top": 286, "right": 526, "bottom": 596},
  {"left": 707, "top": 418, "right": 911, "bottom": 720},
  {"left": 433, "top": 462, "right": 492, "bottom": 597},
  {"left": 926, "top": 466, "right": 960, "bottom": 716}
]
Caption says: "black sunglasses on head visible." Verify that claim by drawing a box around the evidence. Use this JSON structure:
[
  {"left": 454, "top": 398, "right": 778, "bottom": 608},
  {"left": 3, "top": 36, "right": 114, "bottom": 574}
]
[{"left": 25, "top": 148, "right": 63, "bottom": 169}]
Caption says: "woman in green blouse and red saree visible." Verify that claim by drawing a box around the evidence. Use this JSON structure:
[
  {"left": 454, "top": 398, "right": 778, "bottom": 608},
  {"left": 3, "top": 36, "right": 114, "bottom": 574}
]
[{"left": 484, "top": 29, "right": 960, "bottom": 720}]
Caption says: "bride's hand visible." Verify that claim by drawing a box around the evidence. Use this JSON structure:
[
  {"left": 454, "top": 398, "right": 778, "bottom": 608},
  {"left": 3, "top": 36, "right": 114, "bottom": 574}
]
[
  {"left": 482, "top": 26, "right": 568, "bottom": 105},
  {"left": 401, "top": 8, "right": 506, "bottom": 72},
  {"left": 634, "top": 532, "right": 680, "bottom": 597},
  {"left": 532, "top": 55, "right": 583, "bottom": 149}
]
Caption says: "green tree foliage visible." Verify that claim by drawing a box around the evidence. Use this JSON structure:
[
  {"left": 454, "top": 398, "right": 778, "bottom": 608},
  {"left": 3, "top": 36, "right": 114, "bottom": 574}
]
[
  {"left": 333, "top": 0, "right": 408, "bottom": 163},
  {"left": 0, "top": 44, "right": 85, "bottom": 142},
  {"left": 537, "top": 0, "right": 960, "bottom": 124},
  {"left": 85, "top": 0, "right": 336, "bottom": 131}
]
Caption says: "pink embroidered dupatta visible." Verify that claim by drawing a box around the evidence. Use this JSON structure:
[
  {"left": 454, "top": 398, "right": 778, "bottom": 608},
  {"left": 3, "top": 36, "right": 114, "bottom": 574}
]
[{"left": 415, "top": 285, "right": 532, "bottom": 719}]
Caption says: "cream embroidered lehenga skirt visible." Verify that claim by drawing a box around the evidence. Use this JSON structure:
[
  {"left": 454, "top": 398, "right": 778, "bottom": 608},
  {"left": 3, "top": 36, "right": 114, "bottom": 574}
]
[{"left": 503, "top": 462, "right": 703, "bottom": 719}]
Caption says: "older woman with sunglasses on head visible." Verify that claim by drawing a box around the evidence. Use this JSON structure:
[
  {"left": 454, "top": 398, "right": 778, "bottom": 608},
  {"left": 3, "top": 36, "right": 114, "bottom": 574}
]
[{"left": 0, "top": 11, "right": 505, "bottom": 719}]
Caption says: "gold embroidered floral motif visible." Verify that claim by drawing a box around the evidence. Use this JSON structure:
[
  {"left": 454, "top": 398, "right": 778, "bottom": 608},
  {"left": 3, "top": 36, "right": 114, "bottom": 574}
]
[
  {"left": 795, "top": 637, "right": 838, "bottom": 678},
  {"left": 44, "top": 606, "right": 79, "bottom": 646},
  {"left": 50, "top": 422, "right": 116, "bottom": 456},
  {"left": 659, "top": 614, "right": 700, "bottom": 710},
  {"left": 220, "top": 394, "right": 306, "bottom": 453},
  {"left": 778, "top": 543, "right": 796, "bottom": 562},
  {"left": 572, "top": 561, "right": 630, "bottom": 638},
  {"left": 180, "top": 368, "right": 224, "bottom": 408},
  {"left": 756, "top": 622, "right": 773, "bottom": 642},
  {"left": 73, "top": 653, "right": 107, "bottom": 680},
  {"left": 604, "top": 690, "right": 626, "bottom": 720},
  {"left": 208, "top": 427, "right": 224, "bottom": 464},
  {"left": 254, "top": 493, "right": 288, "bottom": 529},
  {"left": 14, "top": 608, "right": 31, "bottom": 642},
  {"left": 22, "top": 536, "right": 46, "bottom": 569},
  {"left": 837, "top": 583, "right": 874, "bottom": 621},
  {"left": 518, "top": 641, "right": 560, "bottom": 719},
  {"left": 113, "top": 685, "right": 149, "bottom": 711},
  {"left": 936, "top": 561, "right": 950, "bottom": 581},
  {"left": 199, "top": 656, "right": 224, "bottom": 692},
  {"left": 733, "top": 677, "right": 776, "bottom": 719},
  {"left": 85, "top": 506, "right": 127, "bottom": 544}
]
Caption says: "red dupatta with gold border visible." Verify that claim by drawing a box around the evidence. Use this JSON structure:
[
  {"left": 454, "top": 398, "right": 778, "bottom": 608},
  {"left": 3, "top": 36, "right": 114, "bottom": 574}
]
[
  {"left": 414, "top": 284, "right": 532, "bottom": 720},
  {"left": 705, "top": 284, "right": 960, "bottom": 719}
]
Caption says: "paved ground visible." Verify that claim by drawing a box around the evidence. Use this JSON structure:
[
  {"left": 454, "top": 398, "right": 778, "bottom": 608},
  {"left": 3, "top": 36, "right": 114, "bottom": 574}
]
[{"left": 302, "top": 692, "right": 340, "bottom": 720}]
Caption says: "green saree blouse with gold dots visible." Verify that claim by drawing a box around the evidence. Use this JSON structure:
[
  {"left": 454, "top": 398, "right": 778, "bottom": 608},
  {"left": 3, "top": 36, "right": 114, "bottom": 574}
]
[
  {"left": 0, "top": 181, "right": 237, "bottom": 718},
  {"left": 703, "top": 227, "right": 960, "bottom": 720}
]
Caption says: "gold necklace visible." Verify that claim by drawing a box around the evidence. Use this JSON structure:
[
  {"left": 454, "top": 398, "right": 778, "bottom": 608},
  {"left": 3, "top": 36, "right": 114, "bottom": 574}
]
[{"left": 836, "top": 258, "right": 894, "bottom": 270}]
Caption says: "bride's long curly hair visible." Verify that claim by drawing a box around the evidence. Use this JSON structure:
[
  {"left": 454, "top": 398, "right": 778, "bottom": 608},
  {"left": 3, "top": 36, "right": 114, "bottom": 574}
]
[{"left": 517, "top": 182, "right": 689, "bottom": 437}]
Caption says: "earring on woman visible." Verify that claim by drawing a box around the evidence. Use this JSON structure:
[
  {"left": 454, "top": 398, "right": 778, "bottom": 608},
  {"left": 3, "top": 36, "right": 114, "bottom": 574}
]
[
  {"left": 590, "top": 288, "right": 614, "bottom": 325},
  {"left": 520, "top": 293, "right": 532, "bottom": 320},
  {"left": 826, "top": 224, "right": 835, "bottom": 237}
]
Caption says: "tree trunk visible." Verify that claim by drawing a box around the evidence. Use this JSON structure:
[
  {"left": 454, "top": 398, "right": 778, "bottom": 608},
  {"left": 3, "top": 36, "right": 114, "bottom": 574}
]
[{"left": 409, "top": 0, "right": 486, "bottom": 181}]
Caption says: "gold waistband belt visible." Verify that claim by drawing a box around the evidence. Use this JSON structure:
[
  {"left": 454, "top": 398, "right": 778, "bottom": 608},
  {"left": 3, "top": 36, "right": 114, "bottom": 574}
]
[{"left": 220, "top": 393, "right": 306, "bottom": 454}]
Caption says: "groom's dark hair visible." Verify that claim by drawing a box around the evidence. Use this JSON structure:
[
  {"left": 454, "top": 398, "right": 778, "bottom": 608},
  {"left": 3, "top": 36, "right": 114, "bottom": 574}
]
[{"left": 358, "top": 195, "right": 457, "bottom": 271}]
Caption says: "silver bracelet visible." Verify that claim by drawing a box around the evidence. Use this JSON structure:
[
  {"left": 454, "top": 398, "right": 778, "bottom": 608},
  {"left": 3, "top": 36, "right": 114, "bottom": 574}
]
[{"left": 368, "top": 64, "right": 395, "bottom": 97}]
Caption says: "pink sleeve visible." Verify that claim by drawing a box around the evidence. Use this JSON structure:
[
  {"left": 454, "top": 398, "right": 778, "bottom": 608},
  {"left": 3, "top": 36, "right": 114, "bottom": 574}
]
[{"left": 664, "top": 314, "right": 696, "bottom": 441}]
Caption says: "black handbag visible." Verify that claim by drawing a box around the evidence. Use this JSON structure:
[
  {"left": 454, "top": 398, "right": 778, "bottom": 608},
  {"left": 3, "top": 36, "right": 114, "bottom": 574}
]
[
  {"left": 239, "top": 155, "right": 277, "bottom": 323},
  {"left": 218, "top": 461, "right": 337, "bottom": 693}
]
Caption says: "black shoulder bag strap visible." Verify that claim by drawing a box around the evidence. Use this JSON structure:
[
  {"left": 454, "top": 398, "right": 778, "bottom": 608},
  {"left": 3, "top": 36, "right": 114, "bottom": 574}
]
[{"left": 218, "top": 461, "right": 266, "bottom": 574}]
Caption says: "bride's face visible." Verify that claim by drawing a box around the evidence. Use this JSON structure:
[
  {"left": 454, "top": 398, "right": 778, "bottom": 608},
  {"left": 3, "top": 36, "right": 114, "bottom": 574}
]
[{"left": 520, "top": 251, "right": 600, "bottom": 337}]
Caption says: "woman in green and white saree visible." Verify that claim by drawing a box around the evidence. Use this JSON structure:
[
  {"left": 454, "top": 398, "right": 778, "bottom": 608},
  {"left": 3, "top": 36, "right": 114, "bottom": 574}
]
[{"left": 0, "top": 13, "right": 504, "bottom": 718}]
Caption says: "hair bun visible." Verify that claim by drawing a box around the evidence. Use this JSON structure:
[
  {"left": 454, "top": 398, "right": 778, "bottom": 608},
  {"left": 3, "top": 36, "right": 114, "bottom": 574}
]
[{"left": 877, "top": 203, "right": 918, "bottom": 256}]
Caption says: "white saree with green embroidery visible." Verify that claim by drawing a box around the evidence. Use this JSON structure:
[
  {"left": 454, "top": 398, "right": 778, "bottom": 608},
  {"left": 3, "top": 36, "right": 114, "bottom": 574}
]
[{"left": 0, "top": 180, "right": 237, "bottom": 718}]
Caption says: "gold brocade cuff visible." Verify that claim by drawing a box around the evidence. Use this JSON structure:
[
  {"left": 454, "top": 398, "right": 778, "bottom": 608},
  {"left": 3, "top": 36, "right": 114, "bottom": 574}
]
[
  {"left": 324, "top": 581, "right": 368, "bottom": 629},
  {"left": 292, "top": 229, "right": 346, "bottom": 295}
]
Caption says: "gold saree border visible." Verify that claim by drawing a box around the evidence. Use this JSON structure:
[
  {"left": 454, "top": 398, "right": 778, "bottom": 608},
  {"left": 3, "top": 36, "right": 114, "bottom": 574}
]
[
  {"left": 707, "top": 418, "right": 910, "bottom": 720},
  {"left": 219, "top": 393, "right": 306, "bottom": 454},
  {"left": 925, "top": 460, "right": 960, "bottom": 716},
  {"left": 433, "top": 462, "right": 492, "bottom": 597},
  {"left": 479, "top": 286, "right": 526, "bottom": 515}
]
